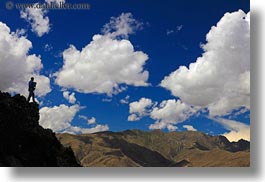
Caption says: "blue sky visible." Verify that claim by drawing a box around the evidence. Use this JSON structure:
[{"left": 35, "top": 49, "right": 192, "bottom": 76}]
[{"left": 0, "top": 0, "right": 250, "bottom": 141}]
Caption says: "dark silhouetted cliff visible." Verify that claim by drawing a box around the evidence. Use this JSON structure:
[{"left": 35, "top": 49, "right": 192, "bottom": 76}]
[{"left": 0, "top": 92, "right": 80, "bottom": 167}]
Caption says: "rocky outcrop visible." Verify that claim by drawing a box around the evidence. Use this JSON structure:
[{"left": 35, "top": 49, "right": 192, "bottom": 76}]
[{"left": 0, "top": 92, "right": 80, "bottom": 167}]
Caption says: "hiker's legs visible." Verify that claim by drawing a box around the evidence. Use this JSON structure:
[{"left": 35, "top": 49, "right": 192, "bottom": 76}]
[
  {"left": 27, "top": 92, "right": 31, "bottom": 102},
  {"left": 27, "top": 91, "right": 35, "bottom": 102},
  {"left": 32, "top": 92, "right": 35, "bottom": 103}
]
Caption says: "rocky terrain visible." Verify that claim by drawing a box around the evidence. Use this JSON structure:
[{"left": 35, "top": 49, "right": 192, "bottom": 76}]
[{"left": 0, "top": 92, "right": 80, "bottom": 167}]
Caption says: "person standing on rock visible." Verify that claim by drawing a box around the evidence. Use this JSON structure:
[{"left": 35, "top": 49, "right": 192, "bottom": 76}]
[{"left": 27, "top": 77, "right": 37, "bottom": 103}]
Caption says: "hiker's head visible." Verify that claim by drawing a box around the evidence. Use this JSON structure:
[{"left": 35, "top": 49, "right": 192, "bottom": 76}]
[{"left": 31, "top": 77, "right": 34, "bottom": 81}]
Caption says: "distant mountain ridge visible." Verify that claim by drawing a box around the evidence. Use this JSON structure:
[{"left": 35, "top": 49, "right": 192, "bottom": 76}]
[{"left": 57, "top": 129, "right": 250, "bottom": 167}]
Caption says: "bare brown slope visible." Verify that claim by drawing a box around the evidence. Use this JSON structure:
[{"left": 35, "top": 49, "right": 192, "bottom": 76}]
[
  {"left": 57, "top": 133, "right": 140, "bottom": 167},
  {"left": 174, "top": 148, "right": 249, "bottom": 167},
  {"left": 57, "top": 132, "right": 187, "bottom": 167},
  {"left": 57, "top": 130, "right": 250, "bottom": 167}
]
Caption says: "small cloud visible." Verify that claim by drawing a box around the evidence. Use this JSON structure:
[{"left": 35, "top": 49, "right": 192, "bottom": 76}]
[
  {"left": 15, "top": 28, "right": 27, "bottom": 36},
  {"left": 63, "top": 91, "right": 76, "bottom": 104},
  {"left": 44, "top": 43, "right": 53, "bottom": 52},
  {"left": 54, "top": 51, "right": 63, "bottom": 58},
  {"left": 102, "top": 12, "right": 144, "bottom": 39},
  {"left": 64, "top": 124, "right": 109, "bottom": 134},
  {"left": 178, "top": 44, "right": 188, "bottom": 50},
  {"left": 79, "top": 115, "right": 97, "bottom": 125},
  {"left": 166, "top": 30, "right": 174, "bottom": 35},
  {"left": 183, "top": 125, "right": 197, "bottom": 131},
  {"left": 128, "top": 98, "right": 154, "bottom": 121},
  {"left": 167, "top": 124, "right": 178, "bottom": 132},
  {"left": 176, "top": 25, "right": 183, "bottom": 31},
  {"left": 20, "top": 5, "right": 50, "bottom": 37},
  {"left": 120, "top": 95, "right": 130, "bottom": 104},
  {"left": 19, "top": 0, "right": 66, "bottom": 37},
  {"left": 234, "top": 107, "right": 249, "bottom": 116},
  {"left": 78, "top": 115, "right": 88, "bottom": 120},
  {"left": 128, "top": 114, "right": 140, "bottom": 122},
  {"left": 102, "top": 98, "right": 112, "bottom": 102},
  {"left": 166, "top": 25, "right": 183, "bottom": 35},
  {"left": 88, "top": 117, "right": 96, "bottom": 125}
]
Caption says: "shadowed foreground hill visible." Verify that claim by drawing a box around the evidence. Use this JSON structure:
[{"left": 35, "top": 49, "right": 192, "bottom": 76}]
[
  {"left": 0, "top": 92, "right": 80, "bottom": 167},
  {"left": 57, "top": 130, "right": 250, "bottom": 167}
]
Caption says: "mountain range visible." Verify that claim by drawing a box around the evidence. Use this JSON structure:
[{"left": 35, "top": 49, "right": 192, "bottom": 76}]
[
  {"left": 0, "top": 91, "right": 250, "bottom": 167},
  {"left": 57, "top": 129, "right": 250, "bottom": 167}
]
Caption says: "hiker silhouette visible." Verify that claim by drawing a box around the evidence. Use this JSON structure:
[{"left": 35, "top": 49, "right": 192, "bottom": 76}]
[{"left": 27, "top": 77, "right": 37, "bottom": 103}]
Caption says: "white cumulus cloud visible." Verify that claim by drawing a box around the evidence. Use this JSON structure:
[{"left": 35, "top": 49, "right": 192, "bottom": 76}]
[
  {"left": 126, "top": 98, "right": 197, "bottom": 131},
  {"left": 128, "top": 98, "right": 153, "bottom": 121},
  {"left": 160, "top": 10, "right": 250, "bottom": 117},
  {"left": 40, "top": 104, "right": 80, "bottom": 132},
  {"left": 40, "top": 104, "right": 109, "bottom": 134},
  {"left": 63, "top": 91, "right": 76, "bottom": 104},
  {"left": 0, "top": 22, "right": 51, "bottom": 97},
  {"left": 20, "top": 5, "right": 50, "bottom": 37},
  {"left": 55, "top": 13, "right": 149, "bottom": 96},
  {"left": 149, "top": 99, "right": 197, "bottom": 131}
]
